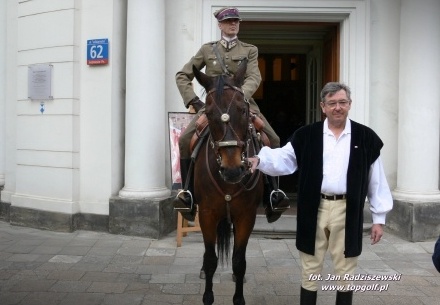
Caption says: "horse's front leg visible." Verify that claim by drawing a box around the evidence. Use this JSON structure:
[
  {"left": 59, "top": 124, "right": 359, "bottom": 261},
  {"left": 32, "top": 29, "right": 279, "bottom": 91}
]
[
  {"left": 232, "top": 241, "right": 249, "bottom": 305},
  {"left": 202, "top": 243, "right": 218, "bottom": 305}
]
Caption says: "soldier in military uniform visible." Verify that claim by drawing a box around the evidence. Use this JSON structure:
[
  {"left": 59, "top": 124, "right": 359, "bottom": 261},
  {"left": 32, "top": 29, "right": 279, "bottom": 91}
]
[{"left": 173, "top": 7, "right": 288, "bottom": 222}]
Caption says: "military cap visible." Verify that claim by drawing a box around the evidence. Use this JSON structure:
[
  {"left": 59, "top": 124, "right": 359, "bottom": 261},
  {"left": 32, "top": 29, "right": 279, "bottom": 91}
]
[{"left": 214, "top": 7, "right": 242, "bottom": 22}]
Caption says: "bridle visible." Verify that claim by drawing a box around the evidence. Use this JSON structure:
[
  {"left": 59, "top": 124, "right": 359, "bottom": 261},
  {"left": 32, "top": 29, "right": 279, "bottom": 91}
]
[
  {"left": 203, "top": 82, "right": 261, "bottom": 221},
  {"left": 205, "top": 85, "right": 252, "bottom": 173}
]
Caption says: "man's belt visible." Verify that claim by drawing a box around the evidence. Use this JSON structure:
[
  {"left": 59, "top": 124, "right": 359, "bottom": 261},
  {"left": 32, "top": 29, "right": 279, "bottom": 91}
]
[{"left": 321, "top": 193, "right": 346, "bottom": 200}]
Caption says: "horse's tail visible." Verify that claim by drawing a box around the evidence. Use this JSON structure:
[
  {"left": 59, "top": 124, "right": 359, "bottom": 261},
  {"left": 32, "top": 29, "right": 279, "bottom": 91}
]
[{"left": 216, "top": 218, "right": 231, "bottom": 266}]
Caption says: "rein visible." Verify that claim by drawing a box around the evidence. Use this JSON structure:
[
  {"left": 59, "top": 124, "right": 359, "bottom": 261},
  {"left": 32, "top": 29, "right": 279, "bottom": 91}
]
[
  {"left": 204, "top": 84, "right": 261, "bottom": 222},
  {"left": 205, "top": 131, "right": 261, "bottom": 196},
  {"left": 205, "top": 131, "right": 261, "bottom": 224}
]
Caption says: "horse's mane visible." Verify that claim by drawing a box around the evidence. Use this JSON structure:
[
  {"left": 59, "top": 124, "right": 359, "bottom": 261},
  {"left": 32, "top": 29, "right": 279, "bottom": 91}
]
[
  {"left": 215, "top": 75, "right": 226, "bottom": 103},
  {"left": 199, "top": 73, "right": 234, "bottom": 104}
]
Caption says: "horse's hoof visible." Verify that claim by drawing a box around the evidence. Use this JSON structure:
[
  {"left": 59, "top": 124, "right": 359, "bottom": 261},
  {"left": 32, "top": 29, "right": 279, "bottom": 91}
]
[
  {"left": 232, "top": 274, "right": 246, "bottom": 283},
  {"left": 199, "top": 268, "right": 206, "bottom": 279}
]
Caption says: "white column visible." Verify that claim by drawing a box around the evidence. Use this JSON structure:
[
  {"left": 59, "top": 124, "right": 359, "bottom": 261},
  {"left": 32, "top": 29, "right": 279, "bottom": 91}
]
[
  {"left": 394, "top": 0, "right": 440, "bottom": 201},
  {"left": 119, "top": 0, "right": 170, "bottom": 199},
  {"left": 369, "top": 0, "right": 400, "bottom": 189},
  {"left": 0, "top": 0, "right": 6, "bottom": 187}
]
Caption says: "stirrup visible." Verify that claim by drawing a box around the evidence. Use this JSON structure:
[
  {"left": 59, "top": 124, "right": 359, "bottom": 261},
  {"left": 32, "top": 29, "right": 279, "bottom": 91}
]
[
  {"left": 270, "top": 189, "right": 290, "bottom": 211},
  {"left": 173, "top": 189, "right": 194, "bottom": 211}
]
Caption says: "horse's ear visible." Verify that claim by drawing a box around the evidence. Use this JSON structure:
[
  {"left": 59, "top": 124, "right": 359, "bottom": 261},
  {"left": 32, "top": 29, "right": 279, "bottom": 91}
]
[
  {"left": 234, "top": 58, "right": 248, "bottom": 87},
  {"left": 192, "top": 65, "right": 212, "bottom": 90}
]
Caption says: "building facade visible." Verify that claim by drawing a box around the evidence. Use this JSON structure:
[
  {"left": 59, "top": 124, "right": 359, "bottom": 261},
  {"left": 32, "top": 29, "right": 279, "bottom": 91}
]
[{"left": 0, "top": 0, "right": 439, "bottom": 241}]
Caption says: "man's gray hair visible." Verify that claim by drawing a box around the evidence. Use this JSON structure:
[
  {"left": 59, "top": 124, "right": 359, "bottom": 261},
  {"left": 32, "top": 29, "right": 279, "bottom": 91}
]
[{"left": 320, "top": 82, "right": 352, "bottom": 102}]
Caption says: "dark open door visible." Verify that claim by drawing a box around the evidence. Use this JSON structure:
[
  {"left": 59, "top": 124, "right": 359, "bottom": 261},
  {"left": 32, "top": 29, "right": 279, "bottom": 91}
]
[{"left": 240, "top": 21, "right": 340, "bottom": 214}]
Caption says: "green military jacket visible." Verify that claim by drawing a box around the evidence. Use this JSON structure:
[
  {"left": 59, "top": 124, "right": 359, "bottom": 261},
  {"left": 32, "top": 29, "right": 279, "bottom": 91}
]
[{"left": 175, "top": 39, "right": 262, "bottom": 112}]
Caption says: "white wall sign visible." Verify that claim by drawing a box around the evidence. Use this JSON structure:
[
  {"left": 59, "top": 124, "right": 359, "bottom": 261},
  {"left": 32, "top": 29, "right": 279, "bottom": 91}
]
[{"left": 28, "top": 64, "right": 53, "bottom": 100}]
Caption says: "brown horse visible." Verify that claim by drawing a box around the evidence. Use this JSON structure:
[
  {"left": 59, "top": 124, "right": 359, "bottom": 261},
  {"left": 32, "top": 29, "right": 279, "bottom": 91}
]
[{"left": 192, "top": 61, "right": 264, "bottom": 305}]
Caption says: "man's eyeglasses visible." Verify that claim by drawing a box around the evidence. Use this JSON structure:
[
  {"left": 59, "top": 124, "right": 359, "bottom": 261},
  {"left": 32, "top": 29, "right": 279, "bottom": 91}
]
[{"left": 324, "top": 99, "right": 351, "bottom": 109}]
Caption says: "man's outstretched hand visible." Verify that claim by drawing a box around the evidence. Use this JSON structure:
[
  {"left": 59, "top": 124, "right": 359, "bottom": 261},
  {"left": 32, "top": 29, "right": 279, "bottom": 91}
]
[{"left": 247, "top": 156, "right": 259, "bottom": 174}]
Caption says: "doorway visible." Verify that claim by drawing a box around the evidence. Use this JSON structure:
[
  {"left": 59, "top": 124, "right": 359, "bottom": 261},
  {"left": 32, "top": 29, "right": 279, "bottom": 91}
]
[{"left": 239, "top": 21, "right": 340, "bottom": 211}]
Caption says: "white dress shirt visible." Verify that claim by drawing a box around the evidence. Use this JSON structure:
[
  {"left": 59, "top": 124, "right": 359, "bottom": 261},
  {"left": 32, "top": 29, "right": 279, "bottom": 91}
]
[{"left": 257, "top": 119, "right": 393, "bottom": 224}]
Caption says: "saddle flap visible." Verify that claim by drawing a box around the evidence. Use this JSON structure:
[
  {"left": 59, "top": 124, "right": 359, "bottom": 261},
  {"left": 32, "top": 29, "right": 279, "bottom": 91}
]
[
  {"left": 259, "top": 132, "right": 270, "bottom": 148},
  {"left": 250, "top": 112, "right": 270, "bottom": 147},
  {"left": 250, "top": 112, "right": 265, "bottom": 132},
  {"left": 190, "top": 114, "right": 209, "bottom": 152}
]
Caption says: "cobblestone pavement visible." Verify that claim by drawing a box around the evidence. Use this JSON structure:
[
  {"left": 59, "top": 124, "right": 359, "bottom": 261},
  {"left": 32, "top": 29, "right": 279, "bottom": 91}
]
[{"left": 0, "top": 218, "right": 439, "bottom": 305}]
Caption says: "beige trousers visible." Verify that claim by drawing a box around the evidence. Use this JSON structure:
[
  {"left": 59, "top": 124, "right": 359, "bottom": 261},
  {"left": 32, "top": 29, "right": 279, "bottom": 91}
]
[{"left": 299, "top": 198, "right": 358, "bottom": 291}]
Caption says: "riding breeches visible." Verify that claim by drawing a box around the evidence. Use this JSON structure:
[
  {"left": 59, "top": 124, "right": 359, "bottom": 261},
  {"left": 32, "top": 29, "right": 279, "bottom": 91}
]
[
  {"left": 299, "top": 198, "right": 358, "bottom": 291},
  {"left": 178, "top": 108, "right": 280, "bottom": 159}
]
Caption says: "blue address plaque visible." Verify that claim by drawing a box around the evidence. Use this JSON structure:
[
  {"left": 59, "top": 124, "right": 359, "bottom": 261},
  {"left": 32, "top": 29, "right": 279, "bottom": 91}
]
[{"left": 87, "top": 38, "right": 109, "bottom": 65}]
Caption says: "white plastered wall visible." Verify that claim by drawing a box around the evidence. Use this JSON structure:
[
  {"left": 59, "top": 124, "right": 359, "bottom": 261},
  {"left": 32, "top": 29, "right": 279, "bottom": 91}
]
[
  {"left": 3, "top": 0, "right": 125, "bottom": 216},
  {"left": 2, "top": 0, "right": 18, "bottom": 204},
  {"left": 369, "top": 0, "right": 400, "bottom": 189},
  {"left": 78, "top": 0, "right": 126, "bottom": 215},
  {"left": 165, "top": 0, "right": 203, "bottom": 188},
  {"left": 0, "top": 0, "right": 6, "bottom": 188},
  {"left": 10, "top": 0, "right": 80, "bottom": 213}
]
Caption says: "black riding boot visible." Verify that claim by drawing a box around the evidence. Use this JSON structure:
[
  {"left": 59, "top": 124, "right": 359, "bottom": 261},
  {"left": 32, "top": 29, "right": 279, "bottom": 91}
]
[
  {"left": 300, "top": 287, "right": 317, "bottom": 305},
  {"left": 173, "top": 158, "right": 196, "bottom": 221},
  {"left": 264, "top": 176, "right": 289, "bottom": 223},
  {"left": 336, "top": 291, "right": 353, "bottom": 305}
]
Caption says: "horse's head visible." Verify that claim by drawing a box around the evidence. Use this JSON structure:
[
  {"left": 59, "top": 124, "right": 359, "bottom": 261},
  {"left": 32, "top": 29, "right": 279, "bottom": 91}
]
[{"left": 193, "top": 60, "right": 250, "bottom": 184}]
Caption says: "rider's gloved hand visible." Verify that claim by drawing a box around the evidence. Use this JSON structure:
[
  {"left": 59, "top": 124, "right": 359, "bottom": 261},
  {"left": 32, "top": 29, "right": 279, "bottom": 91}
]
[{"left": 190, "top": 97, "right": 205, "bottom": 112}]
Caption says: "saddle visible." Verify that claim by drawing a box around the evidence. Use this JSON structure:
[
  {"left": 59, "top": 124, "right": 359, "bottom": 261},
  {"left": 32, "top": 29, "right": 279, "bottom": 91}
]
[{"left": 189, "top": 112, "right": 270, "bottom": 153}]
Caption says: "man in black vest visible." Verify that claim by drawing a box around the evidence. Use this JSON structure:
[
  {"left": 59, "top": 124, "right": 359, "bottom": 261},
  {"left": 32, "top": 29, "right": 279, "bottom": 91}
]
[
  {"left": 433, "top": 235, "right": 440, "bottom": 272},
  {"left": 248, "top": 82, "right": 393, "bottom": 305}
]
